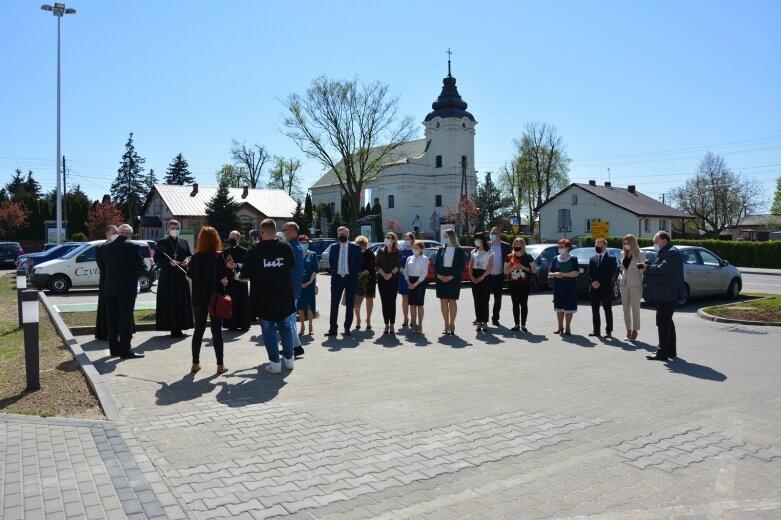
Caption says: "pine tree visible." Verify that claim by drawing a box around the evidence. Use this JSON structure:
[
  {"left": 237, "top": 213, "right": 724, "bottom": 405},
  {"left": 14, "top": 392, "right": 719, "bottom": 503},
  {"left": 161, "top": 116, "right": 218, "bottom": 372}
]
[
  {"left": 164, "top": 153, "right": 194, "bottom": 185},
  {"left": 292, "top": 200, "right": 306, "bottom": 231},
  {"left": 145, "top": 168, "right": 158, "bottom": 192},
  {"left": 205, "top": 183, "right": 240, "bottom": 240},
  {"left": 304, "top": 193, "right": 313, "bottom": 231},
  {"left": 371, "top": 200, "right": 382, "bottom": 241},
  {"left": 475, "top": 172, "right": 502, "bottom": 230},
  {"left": 4, "top": 169, "right": 25, "bottom": 198},
  {"left": 110, "top": 132, "right": 147, "bottom": 224},
  {"left": 23, "top": 170, "right": 42, "bottom": 197},
  {"left": 771, "top": 177, "right": 781, "bottom": 215}
]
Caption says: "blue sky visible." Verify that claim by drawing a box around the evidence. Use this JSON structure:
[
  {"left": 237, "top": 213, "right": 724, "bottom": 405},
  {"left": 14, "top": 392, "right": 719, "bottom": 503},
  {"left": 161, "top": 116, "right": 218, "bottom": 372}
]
[{"left": 2, "top": 0, "right": 780, "bottom": 208}]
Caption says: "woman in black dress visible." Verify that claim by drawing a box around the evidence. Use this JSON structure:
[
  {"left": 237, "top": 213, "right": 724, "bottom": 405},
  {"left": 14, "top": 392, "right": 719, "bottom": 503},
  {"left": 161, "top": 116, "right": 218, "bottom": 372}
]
[
  {"left": 353, "top": 235, "right": 376, "bottom": 330},
  {"left": 375, "top": 232, "right": 402, "bottom": 335},
  {"left": 185, "top": 226, "right": 229, "bottom": 374},
  {"left": 549, "top": 238, "right": 579, "bottom": 335},
  {"left": 434, "top": 229, "right": 467, "bottom": 336}
]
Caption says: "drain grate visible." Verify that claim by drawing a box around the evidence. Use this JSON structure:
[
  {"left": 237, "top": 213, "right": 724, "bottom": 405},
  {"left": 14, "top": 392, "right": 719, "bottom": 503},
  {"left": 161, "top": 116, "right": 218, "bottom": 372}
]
[{"left": 726, "top": 326, "right": 768, "bottom": 335}]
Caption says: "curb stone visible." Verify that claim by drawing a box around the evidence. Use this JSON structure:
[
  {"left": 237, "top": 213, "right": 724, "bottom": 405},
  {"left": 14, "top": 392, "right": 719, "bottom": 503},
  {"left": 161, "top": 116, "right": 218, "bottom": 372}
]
[{"left": 696, "top": 298, "right": 781, "bottom": 327}]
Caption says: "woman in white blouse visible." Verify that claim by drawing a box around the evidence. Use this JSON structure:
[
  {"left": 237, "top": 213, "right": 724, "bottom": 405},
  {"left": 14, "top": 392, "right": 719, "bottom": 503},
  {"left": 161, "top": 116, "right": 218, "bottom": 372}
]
[
  {"left": 403, "top": 240, "right": 430, "bottom": 333},
  {"left": 469, "top": 232, "right": 495, "bottom": 332}
]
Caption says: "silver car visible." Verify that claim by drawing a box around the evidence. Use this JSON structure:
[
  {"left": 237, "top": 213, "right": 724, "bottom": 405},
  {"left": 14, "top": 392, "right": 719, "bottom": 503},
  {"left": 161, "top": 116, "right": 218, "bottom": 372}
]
[{"left": 641, "top": 245, "right": 742, "bottom": 304}]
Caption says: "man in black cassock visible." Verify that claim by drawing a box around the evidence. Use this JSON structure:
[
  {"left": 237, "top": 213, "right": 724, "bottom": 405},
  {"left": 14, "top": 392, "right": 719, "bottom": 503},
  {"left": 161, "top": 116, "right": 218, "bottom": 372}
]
[
  {"left": 154, "top": 220, "right": 193, "bottom": 337},
  {"left": 95, "top": 224, "right": 119, "bottom": 341},
  {"left": 222, "top": 230, "right": 250, "bottom": 331}
]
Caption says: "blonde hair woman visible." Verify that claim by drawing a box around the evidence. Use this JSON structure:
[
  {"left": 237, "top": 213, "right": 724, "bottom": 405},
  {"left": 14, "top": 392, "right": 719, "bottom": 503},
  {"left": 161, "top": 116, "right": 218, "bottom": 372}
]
[
  {"left": 504, "top": 237, "right": 537, "bottom": 332},
  {"left": 353, "top": 235, "right": 376, "bottom": 330},
  {"left": 619, "top": 234, "right": 644, "bottom": 340},
  {"left": 434, "top": 229, "right": 467, "bottom": 335}
]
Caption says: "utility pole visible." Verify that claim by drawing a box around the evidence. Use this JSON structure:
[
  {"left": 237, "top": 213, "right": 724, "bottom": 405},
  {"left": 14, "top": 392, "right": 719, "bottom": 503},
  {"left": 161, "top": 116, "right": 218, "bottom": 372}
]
[
  {"left": 460, "top": 155, "right": 468, "bottom": 201},
  {"left": 62, "top": 155, "right": 67, "bottom": 224}
]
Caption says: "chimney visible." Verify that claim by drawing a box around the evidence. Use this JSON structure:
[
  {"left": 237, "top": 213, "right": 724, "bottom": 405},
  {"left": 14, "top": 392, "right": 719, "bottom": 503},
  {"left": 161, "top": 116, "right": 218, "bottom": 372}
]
[
  {"left": 190, "top": 183, "right": 198, "bottom": 196},
  {"left": 604, "top": 181, "right": 612, "bottom": 188},
  {"left": 242, "top": 185, "right": 249, "bottom": 199},
  {"left": 628, "top": 185, "right": 636, "bottom": 194},
  {"left": 588, "top": 180, "right": 596, "bottom": 186}
]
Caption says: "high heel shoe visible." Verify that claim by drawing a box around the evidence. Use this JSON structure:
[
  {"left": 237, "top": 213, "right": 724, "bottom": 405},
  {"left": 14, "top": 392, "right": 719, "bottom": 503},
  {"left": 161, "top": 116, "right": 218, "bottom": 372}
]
[
  {"left": 630, "top": 330, "right": 638, "bottom": 340},
  {"left": 553, "top": 329, "right": 564, "bottom": 334}
]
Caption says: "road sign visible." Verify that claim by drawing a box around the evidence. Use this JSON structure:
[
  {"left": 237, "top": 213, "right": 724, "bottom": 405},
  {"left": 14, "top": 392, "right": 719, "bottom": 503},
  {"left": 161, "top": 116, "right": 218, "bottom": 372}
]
[
  {"left": 511, "top": 216, "right": 520, "bottom": 234},
  {"left": 591, "top": 221, "right": 609, "bottom": 238}
]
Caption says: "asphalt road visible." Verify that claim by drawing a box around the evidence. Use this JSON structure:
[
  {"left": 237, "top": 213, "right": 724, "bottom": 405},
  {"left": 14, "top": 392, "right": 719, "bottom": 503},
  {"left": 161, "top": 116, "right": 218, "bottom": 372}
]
[{"left": 740, "top": 273, "right": 781, "bottom": 294}]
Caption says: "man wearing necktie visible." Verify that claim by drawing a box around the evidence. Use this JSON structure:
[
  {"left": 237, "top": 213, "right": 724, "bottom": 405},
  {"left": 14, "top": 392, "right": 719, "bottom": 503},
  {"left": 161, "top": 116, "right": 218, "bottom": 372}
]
[
  {"left": 326, "top": 226, "right": 362, "bottom": 336},
  {"left": 588, "top": 238, "right": 616, "bottom": 338}
]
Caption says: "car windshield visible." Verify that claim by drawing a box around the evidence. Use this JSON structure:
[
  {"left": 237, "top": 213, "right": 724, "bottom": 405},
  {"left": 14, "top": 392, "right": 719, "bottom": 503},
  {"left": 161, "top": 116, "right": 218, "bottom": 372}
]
[
  {"left": 60, "top": 243, "right": 92, "bottom": 259},
  {"left": 524, "top": 245, "right": 548, "bottom": 259},
  {"left": 42, "top": 244, "right": 71, "bottom": 257},
  {"left": 0, "top": 244, "right": 20, "bottom": 251}
]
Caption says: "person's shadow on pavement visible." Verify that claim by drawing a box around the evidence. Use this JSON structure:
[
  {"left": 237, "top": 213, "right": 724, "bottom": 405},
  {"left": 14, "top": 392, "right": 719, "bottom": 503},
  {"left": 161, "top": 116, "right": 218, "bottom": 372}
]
[
  {"left": 561, "top": 334, "right": 597, "bottom": 348},
  {"left": 152, "top": 372, "right": 221, "bottom": 406},
  {"left": 214, "top": 365, "right": 290, "bottom": 406},
  {"left": 665, "top": 358, "right": 727, "bottom": 381}
]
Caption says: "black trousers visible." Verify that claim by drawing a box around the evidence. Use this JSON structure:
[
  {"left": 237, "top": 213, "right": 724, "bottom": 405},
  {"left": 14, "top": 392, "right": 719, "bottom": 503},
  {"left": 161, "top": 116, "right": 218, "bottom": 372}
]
[
  {"left": 330, "top": 275, "right": 356, "bottom": 331},
  {"left": 377, "top": 278, "right": 398, "bottom": 325},
  {"left": 590, "top": 286, "right": 613, "bottom": 334},
  {"left": 107, "top": 295, "right": 135, "bottom": 356},
  {"left": 509, "top": 282, "right": 530, "bottom": 326},
  {"left": 655, "top": 301, "right": 677, "bottom": 358},
  {"left": 471, "top": 269, "right": 490, "bottom": 323},
  {"left": 489, "top": 274, "right": 504, "bottom": 321},
  {"left": 192, "top": 304, "right": 224, "bottom": 365}
]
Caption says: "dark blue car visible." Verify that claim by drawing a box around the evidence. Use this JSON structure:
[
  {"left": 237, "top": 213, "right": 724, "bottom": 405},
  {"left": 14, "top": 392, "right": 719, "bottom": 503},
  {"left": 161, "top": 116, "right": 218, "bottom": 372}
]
[{"left": 16, "top": 242, "right": 83, "bottom": 274}]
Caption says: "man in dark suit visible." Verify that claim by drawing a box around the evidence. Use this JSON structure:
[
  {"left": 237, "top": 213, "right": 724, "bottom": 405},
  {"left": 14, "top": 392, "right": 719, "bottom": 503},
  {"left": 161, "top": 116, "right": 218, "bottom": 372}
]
[
  {"left": 641, "top": 231, "right": 685, "bottom": 361},
  {"left": 588, "top": 238, "right": 617, "bottom": 338},
  {"left": 326, "top": 226, "right": 363, "bottom": 336},
  {"left": 102, "top": 224, "right": 147, "bottom": 359},
  {"left": 487, "top": 226, "right": 512, "bottom": 326}
]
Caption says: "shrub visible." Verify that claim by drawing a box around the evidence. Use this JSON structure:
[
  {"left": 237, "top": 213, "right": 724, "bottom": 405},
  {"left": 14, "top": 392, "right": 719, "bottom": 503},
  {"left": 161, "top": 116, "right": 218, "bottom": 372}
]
[{"left": 69, "top": 232, "right": 89, "bottom": 242}]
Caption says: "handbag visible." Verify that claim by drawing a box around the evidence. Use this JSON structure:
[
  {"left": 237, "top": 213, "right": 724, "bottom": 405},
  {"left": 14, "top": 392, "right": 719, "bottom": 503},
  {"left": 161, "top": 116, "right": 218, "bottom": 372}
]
[{"left": 208, "top": 252, "right": 232, "bottom": 319}]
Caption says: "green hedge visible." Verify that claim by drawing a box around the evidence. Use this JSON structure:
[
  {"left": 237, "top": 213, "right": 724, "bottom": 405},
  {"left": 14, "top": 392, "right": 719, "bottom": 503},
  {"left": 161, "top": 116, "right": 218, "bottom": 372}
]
[{"left": 582, "top": 236, "right": 781, "bottom": 268}]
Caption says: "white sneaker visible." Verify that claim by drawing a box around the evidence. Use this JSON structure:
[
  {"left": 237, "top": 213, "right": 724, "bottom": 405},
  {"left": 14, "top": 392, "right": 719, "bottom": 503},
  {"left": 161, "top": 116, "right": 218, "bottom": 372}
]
[
  {"left": 265, "top": 361, "right": 282, "bottom": 374},
  {"left": 283, "top": 356, "right": 295, "bottom": 370}
]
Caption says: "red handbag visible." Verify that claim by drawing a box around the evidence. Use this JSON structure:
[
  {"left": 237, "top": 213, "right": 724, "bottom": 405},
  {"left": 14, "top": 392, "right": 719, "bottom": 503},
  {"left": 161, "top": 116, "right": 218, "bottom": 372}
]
[{"left": 208, "top": 252, "right": 232, "bottom": 319}]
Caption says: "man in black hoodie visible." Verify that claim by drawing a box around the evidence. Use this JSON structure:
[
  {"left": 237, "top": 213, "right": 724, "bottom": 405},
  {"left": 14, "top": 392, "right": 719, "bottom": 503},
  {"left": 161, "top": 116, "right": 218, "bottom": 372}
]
[{"left": 240, "top": 219, "right": 297, "bottom": 374}]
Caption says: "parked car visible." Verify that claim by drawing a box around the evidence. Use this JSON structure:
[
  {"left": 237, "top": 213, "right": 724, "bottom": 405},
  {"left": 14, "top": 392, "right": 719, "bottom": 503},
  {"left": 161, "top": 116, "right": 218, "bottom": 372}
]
[
  {"left": 0, "top": 242, "right": 24, "bottom": 269},
  {"left": 569, "top": 247, "right": 623, "bottom": 300},
  {"left": 423, "top": 246, "right": 475, "bottom": 281},
  {"left": 16, "top": 242, "right": 83, "bottom": 274},
  {"left": 640, "top": 245, "right": 742, "bottom": 304},
  {"left": 308, "top": 238, "right": 336, "bottom": 261},
  {"left": 30, "top": 240, "right": 157, "bottom": 294},
  {"left": 319, "top": 243, "right": 336, "bottom": 271}
]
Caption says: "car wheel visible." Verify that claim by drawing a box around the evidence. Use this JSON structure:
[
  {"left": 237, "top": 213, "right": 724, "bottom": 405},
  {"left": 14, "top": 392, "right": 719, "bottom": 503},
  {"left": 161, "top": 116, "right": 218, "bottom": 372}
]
[
  {"left": 726, "top": 278, "right": 741, "bottom": 299},
  {"left": 612, "top": 278, "right": 621, "bottom": 301},
  {"left": 48, "top": 274, "right": 71, "bottom": 294},
  {"left": 138, "top": 274, "right": 152, "bottom": 292}
]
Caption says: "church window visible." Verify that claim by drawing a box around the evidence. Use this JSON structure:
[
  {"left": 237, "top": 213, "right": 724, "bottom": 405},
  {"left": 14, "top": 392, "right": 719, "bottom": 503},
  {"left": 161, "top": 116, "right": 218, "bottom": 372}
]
[
  {"left": 435, "top": 195, "right": 442, "bottom": 207},
  {"left": 388, "top": 195, "right": 395, "bottom": 209},
  {"left": 435, "top": 155, "right": 442, "bottom": 168}
]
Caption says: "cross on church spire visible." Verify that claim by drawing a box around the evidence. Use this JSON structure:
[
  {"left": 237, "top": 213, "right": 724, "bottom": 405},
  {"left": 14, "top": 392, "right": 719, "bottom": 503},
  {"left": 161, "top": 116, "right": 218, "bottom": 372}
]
[{"left": 446, "top": 48, "right": 452, "bottom": 77}]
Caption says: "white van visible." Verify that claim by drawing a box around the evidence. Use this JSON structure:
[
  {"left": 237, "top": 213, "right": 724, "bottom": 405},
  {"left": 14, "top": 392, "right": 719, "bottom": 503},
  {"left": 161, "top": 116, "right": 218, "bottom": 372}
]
[{"left": 30, "top": 240, "right": 157, "bottom": 294}]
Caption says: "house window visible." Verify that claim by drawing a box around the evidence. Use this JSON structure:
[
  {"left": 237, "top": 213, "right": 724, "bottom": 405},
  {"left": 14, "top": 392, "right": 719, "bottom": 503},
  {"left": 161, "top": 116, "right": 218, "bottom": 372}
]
[
  {"left": 435, "top": 195, "right": 442, "bottom": 207},
  {"left": 644, "top": 218, "right": 650, "bottom": 232},
  {"left": 659, "top": 219, "right": 668, "bottom": 231},
  {"left": 330, "top": 202, "right": 336, "bottom": 215},
  {"left": 571, "top": 194, "right": 578, "bottom": 206},
  {"left": 435, "top": 155, "right": 442, "bottom": 168},
  {"left": 586, "top": 218, "right": 600, "bottom": 232},
  {"left": 557, "top": 209, "right": 572, "bottom": 232},
  {"left": 388, "top": 195, "right": 395, "bottom": 209}
]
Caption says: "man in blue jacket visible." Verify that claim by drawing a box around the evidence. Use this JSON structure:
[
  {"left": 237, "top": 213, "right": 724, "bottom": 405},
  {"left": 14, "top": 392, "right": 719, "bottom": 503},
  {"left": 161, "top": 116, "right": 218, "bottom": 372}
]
[
  {"left": 641, "top": 231, "right": 685, "bottom": 361},
  {"left": 326, "top": 226, "right": 362, "bottom": 336}
]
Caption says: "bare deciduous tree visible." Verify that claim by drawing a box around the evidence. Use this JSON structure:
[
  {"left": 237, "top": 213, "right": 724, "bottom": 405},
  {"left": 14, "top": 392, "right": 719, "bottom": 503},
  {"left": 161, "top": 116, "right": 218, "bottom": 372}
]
[
  {"left": 230, "top": 140, "right": 270, "bottom": 189},
  {"left": 671, "top": 152, "right": 764, "bottom": 237},
  {"left": 281, "top": 75, "right": 417, "bottom": 230},
  {"left": 267, "top": 156, "right": 304, "bottom": 201}
]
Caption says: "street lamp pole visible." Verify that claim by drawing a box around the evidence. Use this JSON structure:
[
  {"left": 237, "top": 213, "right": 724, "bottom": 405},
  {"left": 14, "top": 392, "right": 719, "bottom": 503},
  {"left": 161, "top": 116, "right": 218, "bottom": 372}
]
[{"left": 41, "top": 3, "right": 76, "bottom": 244}]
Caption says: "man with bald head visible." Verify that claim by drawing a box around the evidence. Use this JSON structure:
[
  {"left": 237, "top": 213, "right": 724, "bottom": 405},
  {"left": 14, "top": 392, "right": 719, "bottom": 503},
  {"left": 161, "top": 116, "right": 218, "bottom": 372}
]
[{"left": 95, "top": 224, "right": 119, "bottom": 342}]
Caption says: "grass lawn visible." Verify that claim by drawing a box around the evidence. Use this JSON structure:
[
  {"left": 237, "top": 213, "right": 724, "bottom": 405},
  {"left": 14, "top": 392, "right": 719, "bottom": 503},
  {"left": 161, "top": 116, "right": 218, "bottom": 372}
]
[
  {"left": 704, "top": 294, "right": 781, "bottom": 324},
  {"left": 61, "top": 309, "right": 156, "bottom": 328},
  {"left": 0, "top": 274, "right": 103, "bottom": 419}
]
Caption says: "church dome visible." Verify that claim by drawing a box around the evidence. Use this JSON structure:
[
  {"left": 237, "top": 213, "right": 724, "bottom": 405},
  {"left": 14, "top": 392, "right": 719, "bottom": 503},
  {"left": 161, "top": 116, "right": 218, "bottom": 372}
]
[{"left": 424, "top": 73, "right": 475, "bottom": 122}]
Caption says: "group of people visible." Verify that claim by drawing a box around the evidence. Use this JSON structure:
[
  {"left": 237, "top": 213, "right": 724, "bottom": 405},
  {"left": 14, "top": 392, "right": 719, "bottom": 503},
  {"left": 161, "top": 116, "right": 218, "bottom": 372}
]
[{"left": 95, "top": 219, "right": 685, "bottom": 372}]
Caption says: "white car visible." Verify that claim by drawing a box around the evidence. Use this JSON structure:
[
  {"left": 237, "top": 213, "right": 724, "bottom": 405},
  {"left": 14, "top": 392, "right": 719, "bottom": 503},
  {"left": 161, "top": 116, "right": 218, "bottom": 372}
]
[{"left": 30, "top": 240, "right": 156, "bottom": 294}]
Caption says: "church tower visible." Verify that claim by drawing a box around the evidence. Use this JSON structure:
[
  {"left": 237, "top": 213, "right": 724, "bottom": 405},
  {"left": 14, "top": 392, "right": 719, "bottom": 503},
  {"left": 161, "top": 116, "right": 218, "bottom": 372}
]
[{"left": 422, "top": 56, "right": 477, "bottom": 201}]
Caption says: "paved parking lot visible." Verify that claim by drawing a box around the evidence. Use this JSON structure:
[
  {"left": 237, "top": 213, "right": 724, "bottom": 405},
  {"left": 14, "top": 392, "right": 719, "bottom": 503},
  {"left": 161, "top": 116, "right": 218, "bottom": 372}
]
[{"left": 58, "top": 283, "right": 781, "bottom": 520}]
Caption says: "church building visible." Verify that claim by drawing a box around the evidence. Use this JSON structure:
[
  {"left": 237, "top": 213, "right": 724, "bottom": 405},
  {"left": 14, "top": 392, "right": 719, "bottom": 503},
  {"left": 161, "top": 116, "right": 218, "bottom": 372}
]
[{"left": 308, "top": 64, "right": 478, "bottom": 239}]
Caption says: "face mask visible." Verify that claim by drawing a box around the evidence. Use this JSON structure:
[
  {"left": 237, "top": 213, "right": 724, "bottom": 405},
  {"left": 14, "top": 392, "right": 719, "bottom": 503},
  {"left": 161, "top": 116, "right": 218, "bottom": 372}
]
[
  {"left": 339, "top": 235, "right": 348, "bottom": 243},
  {"left": 384, "top": 238, "right": 392, "bottom": 247},
  {"left": 513, "top": 247, "right": 522, "bottom": 253},
  {"left": 653, "top": 243, "right": 661, "bottom": 252},
  {"left": 595, "top": 246, "right": 603, "bottom": 254},
  {"left": 413, "top": 249, "right": 423, "bottom": 256},
  {"left": 228, "top": 238, "right": 237, "bottom": 246},
  {"left": 109, "top": 234, "right": 118, "bottom": 241},
  {"left": 301, "top": 244, "right": 309, "bottom": 252},
  {"left": 623, "top": 244, "right": 631, "bottom": 250},
  {"left": 474, "top": 240, "right": 482, "bottom": 248},
  {"left": 169, "top": 229, "right": 180, "bottom": 238},
  {"left": 444, "top": 238, "right": 451, "bottom": 245},
  {"left": 489, "top": 234, "right": 497, "bottom": 242},
  {"left": 558, "top": 247, "right": 565, "bottom": 255},
  {"left": 405, "top": 239, "right": 413, "bottom": 248}
]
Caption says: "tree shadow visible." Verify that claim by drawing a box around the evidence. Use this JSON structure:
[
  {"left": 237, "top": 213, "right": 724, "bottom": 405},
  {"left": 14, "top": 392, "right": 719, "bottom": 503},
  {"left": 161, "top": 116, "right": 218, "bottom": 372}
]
[
  {"left": 561, "top": 334, "right": 597, "bottom": 348},
  {"left": 666, "top": 358, "right": 727, "bottom": 381}
]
